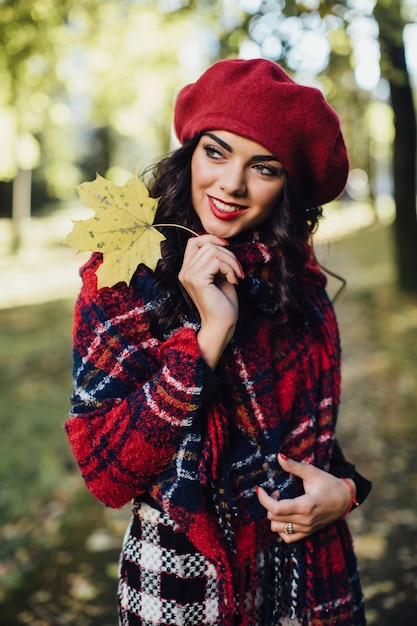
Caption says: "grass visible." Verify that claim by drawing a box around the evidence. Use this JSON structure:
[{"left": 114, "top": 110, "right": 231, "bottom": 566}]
[
  {"left": 0, "top": 298, "right": 126, "bottom": 625},
  {"left": 0, "top": 299, "right": 75, "bottom": 521}
]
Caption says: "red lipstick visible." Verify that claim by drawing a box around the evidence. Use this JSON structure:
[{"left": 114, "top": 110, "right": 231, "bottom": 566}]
[{"left": 208, "top": 195, "right": 247, "bottom": 221}]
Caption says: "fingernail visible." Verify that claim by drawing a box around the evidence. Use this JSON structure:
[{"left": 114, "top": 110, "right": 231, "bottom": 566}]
[
  {"left": 255, "top": 486, "right": 259, "bottom": 495},
  {"left": 238, "top": 263, "right": 245, "bottom": 279},
  {"left": 218, "top": 237, "right": 229, "bottom": 245},
  {"left": 279, "top": 452, "right": 288, "bottom": 460}
]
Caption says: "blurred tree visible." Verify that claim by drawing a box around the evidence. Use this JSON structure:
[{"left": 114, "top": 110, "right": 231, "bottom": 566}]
[
  {"left": 0, "top": 0, "right": 220, "bottom": 245},
  {"left": 0, "top": 0, "right": 97, "bottom": 248},
  {"left": 61, "top": 3, "right": 217, "bottom": 176},
  {"left": 2, "top": 0, "right": 415, "bottom": 291},
  {"left": 373, "top": 0, "right": 417, "bottom": 292}
]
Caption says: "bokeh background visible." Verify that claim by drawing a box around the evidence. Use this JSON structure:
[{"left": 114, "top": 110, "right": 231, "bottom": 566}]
[{"left": 1, "top": 1, "right": 417, "bottom": 624}]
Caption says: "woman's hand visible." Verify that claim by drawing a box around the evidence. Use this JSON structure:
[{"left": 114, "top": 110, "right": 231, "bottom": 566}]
[
  {"left": 257, "top": 453, "right": 355, "bottom": 543},
  {"left": 178, "top": 234, "right": 244, "bottom": 369}
]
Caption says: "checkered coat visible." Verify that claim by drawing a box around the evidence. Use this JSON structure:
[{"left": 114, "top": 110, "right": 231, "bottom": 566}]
[{"left": 66, "top": 237, "right": 366, "bottom": 625}]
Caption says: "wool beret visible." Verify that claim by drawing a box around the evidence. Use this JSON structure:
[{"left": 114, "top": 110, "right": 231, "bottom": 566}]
[{"left": 174, "top": 58, "right": 349, "bottom": 206}]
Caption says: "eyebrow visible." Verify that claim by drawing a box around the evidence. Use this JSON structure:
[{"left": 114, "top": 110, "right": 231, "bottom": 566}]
[{"left": 204, "top": 132, "right": 280, "bottom": 162}]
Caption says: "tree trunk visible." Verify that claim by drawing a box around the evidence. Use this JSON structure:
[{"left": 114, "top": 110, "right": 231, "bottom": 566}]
[
  {"left": 11, "top": 168, "right": 32, "bottom": 254},
  {"left": 389, "top": 57, "right": 417, "bottom": 292},
  {"left": 375, "top": 2, "right": 417, "bottom": 293}
]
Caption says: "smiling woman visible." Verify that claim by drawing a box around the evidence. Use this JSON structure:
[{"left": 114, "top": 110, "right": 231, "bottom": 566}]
[
  {"left": 190, "top": 131, "right": 286, "bottom": 239},
  {"left": 65, "top": 58, "right": 371, "bottom": 626}
]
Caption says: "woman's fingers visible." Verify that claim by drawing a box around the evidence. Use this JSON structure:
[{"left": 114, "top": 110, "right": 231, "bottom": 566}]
[
  {"left": 256, "top": 453, "right": 354, "bottom": 542},
  {"left": 257, "top": 486, "right": 312, "bottom": 543},
  {"left": 182, "top": 234, "right": 244, "bottom": 278},
  {"left": 179, "top": 234, "right": 243, "bottom": 326},
  {"left": 180, "top": 235, "right": 244, "bottom": 285},
  {"left": 178, "top": 235, "right": 243, "bottom": 369}
]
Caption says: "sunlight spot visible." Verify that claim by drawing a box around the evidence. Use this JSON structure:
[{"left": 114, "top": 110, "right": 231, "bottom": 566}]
[
  {"left": 240, "top": 0, "right": 263, "bottom": 12},
  {"left": 287, "top": 31, "right": 330, "bottom": 74},
  {"left": 86, "top": 528, "right": 120, "bottom": 552},
  {"left": 404, "top": 23, "right": 417, "bottom": 80},
  {"left": 346, "top": 169, "right": 369, "bottom": 201},
  {"left": 239, "top": 39, "right": 262, "bottom": 59},
  {"left": 69, "top": 574, "right": 98, "bottom": 601},
  {"left": 261, "top": 35, "right": 282, "bottom": 59},
  {"left": 296, "top": 0, "right": 321, "bottom": 9},
  {"left": 355, "top": 534, "right": 388, "bottom": 560}
]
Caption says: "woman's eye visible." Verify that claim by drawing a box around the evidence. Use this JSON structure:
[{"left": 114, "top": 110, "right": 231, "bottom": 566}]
[
  {"left": 203, "top": 144, "right": 223, "bottom": 160},
  {"left": 254, "top": 163, "right": 278, "bottom": 176}
]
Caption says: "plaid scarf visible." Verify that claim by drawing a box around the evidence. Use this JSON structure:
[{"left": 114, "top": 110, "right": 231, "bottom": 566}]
[{"left": 67, "top": 236, "right": 366, "bottom": 626}]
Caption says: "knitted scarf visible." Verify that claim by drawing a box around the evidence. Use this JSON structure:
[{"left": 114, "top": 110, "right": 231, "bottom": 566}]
[{"left": 145, "top": 236, "right": 366, "bottom": 625}]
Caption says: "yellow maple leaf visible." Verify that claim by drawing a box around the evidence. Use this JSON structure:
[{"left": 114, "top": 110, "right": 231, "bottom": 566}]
[{"left": 66, "top": 173, "right": 166, "bottom": 289}]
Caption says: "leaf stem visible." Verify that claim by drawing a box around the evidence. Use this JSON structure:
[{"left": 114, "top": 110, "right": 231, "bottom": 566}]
[{"left": 153, "top": 223, "right": 199, "bottom": 237}]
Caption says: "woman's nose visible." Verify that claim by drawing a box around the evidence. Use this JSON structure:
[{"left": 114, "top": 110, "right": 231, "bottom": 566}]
[{"left": 219, "top": 163, "right": 247, "bottom": 197}]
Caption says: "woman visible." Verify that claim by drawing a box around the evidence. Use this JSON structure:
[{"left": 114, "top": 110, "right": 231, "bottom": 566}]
[{"left": 66, "top": 59, "right": 371, "bottom": 625}]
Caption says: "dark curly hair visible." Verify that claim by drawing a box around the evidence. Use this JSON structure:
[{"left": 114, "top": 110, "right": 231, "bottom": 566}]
[{"left": 145, "top": 133, "right": 323, "bottom": 341}]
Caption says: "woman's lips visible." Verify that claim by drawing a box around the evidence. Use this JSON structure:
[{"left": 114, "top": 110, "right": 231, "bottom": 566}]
[{"left": 208, "top": 195, "right": 247, "bottom": 221}]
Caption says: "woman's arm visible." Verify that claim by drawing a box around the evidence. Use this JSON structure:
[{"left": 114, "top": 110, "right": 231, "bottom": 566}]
[
  {"left": 65, "top": 256, "right": 216, "bottom": 509},
  {"left": 329, "top": 438, "right": 372, "bottom": 507}
]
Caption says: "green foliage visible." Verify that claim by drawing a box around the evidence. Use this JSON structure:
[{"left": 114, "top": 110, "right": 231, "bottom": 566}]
[
  {"left": 0, "top": 0, "right": 83, "bottom": 176},
  {"left": 0, "top": 0, "right": 217, "bottom": 194}
]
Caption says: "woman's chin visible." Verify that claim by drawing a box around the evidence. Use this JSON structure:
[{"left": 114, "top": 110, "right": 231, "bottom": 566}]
[{"left": 199, "top": 219, "right": 243, "bottom": 240}]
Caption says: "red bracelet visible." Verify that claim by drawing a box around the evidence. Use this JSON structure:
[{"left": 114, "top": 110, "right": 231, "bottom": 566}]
[{"left": 340, "top": 478, "right": 359, "bottom": 519}]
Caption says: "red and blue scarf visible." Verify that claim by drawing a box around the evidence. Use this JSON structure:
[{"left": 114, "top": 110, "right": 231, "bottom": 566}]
[{"left": 66, "top": 235, "right": 366, "bottom": 625}]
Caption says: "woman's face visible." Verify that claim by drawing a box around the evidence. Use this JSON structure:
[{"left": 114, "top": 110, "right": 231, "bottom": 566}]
[{"left": 191, "top": 130, "right": 285, "bottom": 239}]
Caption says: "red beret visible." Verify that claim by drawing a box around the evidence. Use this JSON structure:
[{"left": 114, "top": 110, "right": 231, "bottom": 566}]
[{"left": 174, "top": 58, "right": 349, "bottom": 206}]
